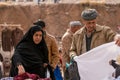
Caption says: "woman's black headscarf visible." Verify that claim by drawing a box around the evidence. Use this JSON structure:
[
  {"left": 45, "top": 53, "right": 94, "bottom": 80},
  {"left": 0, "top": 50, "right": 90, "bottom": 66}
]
[
  {"left": 16, "top": 25, "right": 44, "bottom": 47},
  {"left": 10, "top": 25, "right": 49, "bottom": 77}
]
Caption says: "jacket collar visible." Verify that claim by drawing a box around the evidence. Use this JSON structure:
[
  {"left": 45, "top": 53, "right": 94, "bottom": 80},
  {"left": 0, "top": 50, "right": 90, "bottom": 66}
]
[
  {"left": 67, "top": 29, "right": 74, "bottom": 34},
  {"left": 77, "top": 24, "right": 103, "bottom": 34}
]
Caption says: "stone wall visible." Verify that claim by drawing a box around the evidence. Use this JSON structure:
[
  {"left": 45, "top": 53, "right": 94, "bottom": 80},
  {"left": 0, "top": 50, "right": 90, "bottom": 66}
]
[{"left": 0, "top": 3, "right": 120, "bottom": 38}]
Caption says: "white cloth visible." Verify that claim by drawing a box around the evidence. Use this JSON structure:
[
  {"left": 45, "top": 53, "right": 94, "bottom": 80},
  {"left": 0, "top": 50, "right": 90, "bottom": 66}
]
[
  {"left": 74, "top": 42, "right": 120, "bottom": 80},
  {"left": 46, "top": 68, "right": 50, "bottom": 78}
]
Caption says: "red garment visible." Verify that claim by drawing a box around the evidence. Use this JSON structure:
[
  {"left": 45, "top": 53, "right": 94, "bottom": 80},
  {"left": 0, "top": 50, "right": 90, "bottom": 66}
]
[
  {"left": 14, "top": 72, "right": 39, "bottom": 80},
  {"left": 14, "top": 72, "right": 51, "bottom": 80}
]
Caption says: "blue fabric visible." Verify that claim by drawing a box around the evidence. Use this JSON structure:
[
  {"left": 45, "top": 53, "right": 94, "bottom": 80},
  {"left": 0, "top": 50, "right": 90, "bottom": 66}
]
[
  {"left": 54, "top": 65, "right": 63, "bottom": 80},
  {"left": 66, "top": 62, "right": 72, "bottom": 69}
]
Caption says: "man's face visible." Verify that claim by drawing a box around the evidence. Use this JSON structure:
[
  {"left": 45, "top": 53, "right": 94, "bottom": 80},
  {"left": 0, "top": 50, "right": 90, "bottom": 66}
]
[
  {"left": 84, "top": 19, "right": 96, "bottom": 33},
  {"left": 71, "top": 26, "right": 81, "bottom": 33}
]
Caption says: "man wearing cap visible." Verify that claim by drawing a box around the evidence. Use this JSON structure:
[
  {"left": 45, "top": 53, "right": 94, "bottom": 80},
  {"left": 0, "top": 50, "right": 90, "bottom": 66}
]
[
  {"left": 70, "top": 8, "right": 120, "bottom": 59},
  {"left": 33, "top": 19, "right": 60, "bottom": 71},
  {"left": 61, "top": 21, "right": 82, "bottom": 71}
]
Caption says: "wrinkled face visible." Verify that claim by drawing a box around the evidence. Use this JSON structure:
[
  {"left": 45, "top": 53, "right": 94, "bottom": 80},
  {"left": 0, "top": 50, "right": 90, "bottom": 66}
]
[
  {"left": 33, "top": 31, "right": 42, "bottom": 44},
  {"left": 84, "top": 19, "right": 96, "bottom": 33}
]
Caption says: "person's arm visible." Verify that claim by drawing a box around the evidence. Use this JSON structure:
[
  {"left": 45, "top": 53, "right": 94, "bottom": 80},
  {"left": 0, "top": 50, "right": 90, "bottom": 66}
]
[
  {"left": 42, "top": 40, "right": 49, "bottom": 65},
  {"left": 11, "top": 50, "right": 25, "bottom": 75},
  {"left": 103, "top": 26, "right": 120, "bottom": 46},
  {"left": 43, "top": 47, "right": 49, "bottom": 68},
  {"left": 109, "top": 60, "right": 120, "bottom": 69},
  {"left": 61, "top": 35, "right": 71, "bottom": 70},
  {"left": 50, "top": 38, "right": 60, "bottom": 69},
  {"left": 12, "top": 52, "right": 22, "bottom": 67},
  {"left": 69, "top": 35, "right": 77, "bottom": 59},
  {"left": 103, "top": 26, "right": 116, "bottom": 42}
]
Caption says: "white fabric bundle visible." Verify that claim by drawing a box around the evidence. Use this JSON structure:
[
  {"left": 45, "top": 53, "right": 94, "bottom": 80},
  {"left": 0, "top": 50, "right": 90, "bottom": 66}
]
[{"left": 74, "top": 42, "right": 120, "bottom": 80}]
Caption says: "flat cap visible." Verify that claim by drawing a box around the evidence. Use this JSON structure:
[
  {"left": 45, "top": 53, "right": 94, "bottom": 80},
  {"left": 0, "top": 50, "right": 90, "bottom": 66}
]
[
  {"left": 81, "top": 9, "right": 98, "bottom": 20},
  {"left": 69, "top": 21, "right": 82, "bottom": 27}
]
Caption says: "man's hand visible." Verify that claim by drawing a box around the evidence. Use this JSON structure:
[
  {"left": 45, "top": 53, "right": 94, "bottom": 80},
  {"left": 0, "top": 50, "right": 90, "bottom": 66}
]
[
  {"left": 115, "top": 39, "right": 120, "bottom": 46},
  {"left": 114, "top": 34, "right": 120, "bottom": 46},
  {"left": 73, "top": 56, "right": 78, "bottom": 60}
]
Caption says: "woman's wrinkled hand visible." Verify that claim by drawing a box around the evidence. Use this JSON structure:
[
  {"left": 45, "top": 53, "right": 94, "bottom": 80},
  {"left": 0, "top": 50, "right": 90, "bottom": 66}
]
[{"left": 18, "top": 65, "right": 25, "bottom": 75}]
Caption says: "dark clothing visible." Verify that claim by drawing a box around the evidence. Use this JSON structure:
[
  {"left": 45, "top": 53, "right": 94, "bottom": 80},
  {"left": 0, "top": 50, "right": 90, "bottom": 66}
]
[
  {"left": 9, "top": 26, "right": 49, "bottom": 78},
  {"left": 0, "top": 54, "right": 3, "bottom": 62},
  {"left": 86, "top": 34, "right": 92, "bottom": 51},
  {"left": 111, "top": 60, "right": 120, "bottom": 78},
  {"left": 111, "top": 60, "right": 119, "bottom": 69},
  {"left": 46, "top": 64, "right": 55, "bottom": 80},
  {"left": 14, "top": 72, "right": 40, "bottom": 80},
  {"left": 0, "top": 66, "right": 2, "bottom": 79},
  {"left": 64, "top": 60, "right": 80, "bottom": 80},
  {"left": 115, "top": 67, "right": 120, "bottom": 78}
]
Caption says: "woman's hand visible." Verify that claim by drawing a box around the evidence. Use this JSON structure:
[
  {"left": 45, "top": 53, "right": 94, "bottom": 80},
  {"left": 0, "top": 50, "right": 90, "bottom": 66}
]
[
  {"left": 43, "top": 63, "right": 48, "bottom": 68},
  {"left": 18, "top": 65, "right": 25, "bottom": 75}
]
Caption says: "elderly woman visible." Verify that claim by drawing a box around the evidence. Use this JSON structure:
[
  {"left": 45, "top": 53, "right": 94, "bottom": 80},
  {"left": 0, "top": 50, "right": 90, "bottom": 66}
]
[{"left": 9, "top": 25, "right": 49, "bottom": 78}]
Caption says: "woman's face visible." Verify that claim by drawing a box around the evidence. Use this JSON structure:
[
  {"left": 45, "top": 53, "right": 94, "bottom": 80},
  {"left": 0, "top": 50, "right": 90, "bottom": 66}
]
[{"left": 33, "top": 31, "right": 42, "bottom": 44}]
